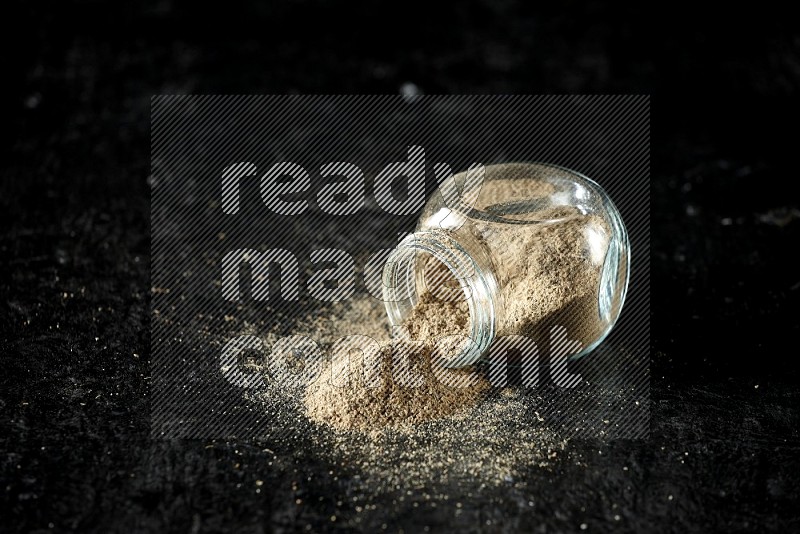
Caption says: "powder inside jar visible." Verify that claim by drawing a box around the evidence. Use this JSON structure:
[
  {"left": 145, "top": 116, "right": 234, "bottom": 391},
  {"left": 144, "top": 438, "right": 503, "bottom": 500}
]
[{"left": 481, "top": 206, "right": 608, "bottom": 348}]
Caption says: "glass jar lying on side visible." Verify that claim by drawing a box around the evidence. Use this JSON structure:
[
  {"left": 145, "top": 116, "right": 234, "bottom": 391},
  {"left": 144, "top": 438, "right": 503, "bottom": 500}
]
[{"left": 382, "top": 163, "right": 629, "bottom": 367}]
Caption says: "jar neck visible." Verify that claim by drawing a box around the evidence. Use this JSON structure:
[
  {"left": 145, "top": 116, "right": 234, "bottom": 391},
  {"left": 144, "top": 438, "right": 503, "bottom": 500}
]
[{"left": 381, "top": 230, "right": 501, "bottom": 367}]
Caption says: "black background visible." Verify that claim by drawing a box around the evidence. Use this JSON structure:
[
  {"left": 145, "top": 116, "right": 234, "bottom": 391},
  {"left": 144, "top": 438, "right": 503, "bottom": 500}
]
[{"left": 2, "top": 1, "right": 799, "bottom": 532}]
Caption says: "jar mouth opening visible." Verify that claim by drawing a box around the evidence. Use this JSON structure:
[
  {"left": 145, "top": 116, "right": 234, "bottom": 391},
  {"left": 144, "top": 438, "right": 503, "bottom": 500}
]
[{"left": 382, "top": 232, "right": 497, "bottom": 367}]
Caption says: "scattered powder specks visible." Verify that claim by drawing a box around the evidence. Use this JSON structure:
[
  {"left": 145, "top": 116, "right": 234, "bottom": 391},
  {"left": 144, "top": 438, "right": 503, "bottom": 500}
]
[{"left": 311, "top": 386, "right": 567, "bottom": 490}]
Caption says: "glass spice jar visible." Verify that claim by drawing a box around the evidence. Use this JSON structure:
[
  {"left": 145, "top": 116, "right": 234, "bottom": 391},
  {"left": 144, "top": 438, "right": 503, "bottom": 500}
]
[{"left": 381, "top": 163, "right": 630, "bottom": 367}]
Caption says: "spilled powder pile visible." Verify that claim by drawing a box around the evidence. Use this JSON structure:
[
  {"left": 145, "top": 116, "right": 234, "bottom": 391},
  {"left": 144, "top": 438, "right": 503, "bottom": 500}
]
[
  {"left": 247, "top": 295, "right": 568, "bottom": 493},
  {"left": 303, "top": 291, "right": 490, "bottom": 431}
]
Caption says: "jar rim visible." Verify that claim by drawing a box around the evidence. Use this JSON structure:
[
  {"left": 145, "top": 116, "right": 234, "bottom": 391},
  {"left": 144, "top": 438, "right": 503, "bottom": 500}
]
[{"left": 381, "top": 230, "right": 498, "bottom": 367}]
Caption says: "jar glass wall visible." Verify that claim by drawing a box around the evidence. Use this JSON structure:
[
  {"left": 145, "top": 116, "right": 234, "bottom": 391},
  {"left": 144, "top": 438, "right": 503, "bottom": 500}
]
[{"left": 382, "top": 163, "right": 630, "bottom": 367}]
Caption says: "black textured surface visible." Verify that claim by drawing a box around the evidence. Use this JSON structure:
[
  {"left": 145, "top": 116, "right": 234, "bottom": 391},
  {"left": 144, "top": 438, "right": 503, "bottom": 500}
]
[{"left": 2, "top": 2, "right": 799, "bottom": 532}]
